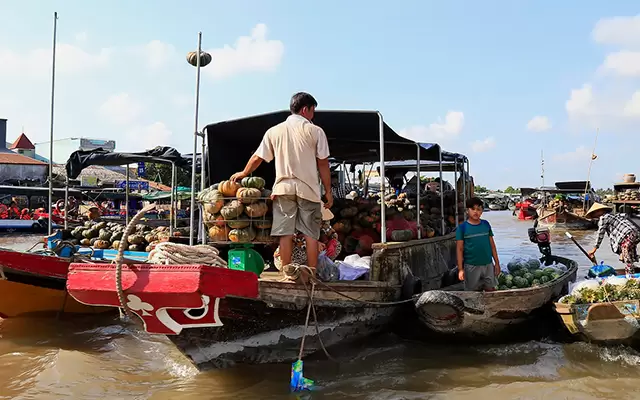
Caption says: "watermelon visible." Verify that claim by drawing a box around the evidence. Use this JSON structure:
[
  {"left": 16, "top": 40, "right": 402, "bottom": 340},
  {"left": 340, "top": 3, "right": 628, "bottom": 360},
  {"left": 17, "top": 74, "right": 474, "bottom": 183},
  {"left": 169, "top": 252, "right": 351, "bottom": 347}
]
[
  {"left": 498, "top": 274, "right": 507, "bottom": 285},
  {"left": 512, "top": 269, "right": 526, "bottom": 278},
  {"left": 514, "top": 276, "right": 528, "bottom": 288},
  {"left": 540, "top": 275, "right": 550, "bottom": 284},
  {"left": 523, "top": 272, "right": 534, "bottom": 283},
  {"left": 505, "top": 275, "right": 514, "bottom": 285},
  {"left": 498, "top": 285, "right": 508, "bottom": 290},
  {"left": 507, "top": 259, "right": 527, "bottom": 274},
  {"left": 551, "top": 272, "right": 561, "bottom": 280},
  {"left": 532, "top": 279, "right": 541, "bottom": 286},
  {"left": 533, "top": 270, "right": 545, "bottom": 280},
  {"left": 543, "top": 267, "right": 556, "bottom": 276},
  {"left": 527, "top": 258, "right": 541, "bottom": 269}
]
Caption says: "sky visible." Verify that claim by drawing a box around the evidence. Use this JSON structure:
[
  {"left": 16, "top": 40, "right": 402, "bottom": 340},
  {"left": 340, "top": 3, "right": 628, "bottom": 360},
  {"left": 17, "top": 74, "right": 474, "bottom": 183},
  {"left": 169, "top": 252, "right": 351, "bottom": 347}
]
[{"left": 0, "top": 1, "right": 639, "bottom": 190}]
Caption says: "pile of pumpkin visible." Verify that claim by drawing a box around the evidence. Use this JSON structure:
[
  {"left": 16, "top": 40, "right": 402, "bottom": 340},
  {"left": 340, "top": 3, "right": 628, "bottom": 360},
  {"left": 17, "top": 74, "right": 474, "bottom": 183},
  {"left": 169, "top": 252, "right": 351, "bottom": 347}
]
[
  {"left": 198, "top": 176, "right": 274, "bottom": 244},
  {"left": 67, "top": 221, "right": 177, "bottom": 252}
]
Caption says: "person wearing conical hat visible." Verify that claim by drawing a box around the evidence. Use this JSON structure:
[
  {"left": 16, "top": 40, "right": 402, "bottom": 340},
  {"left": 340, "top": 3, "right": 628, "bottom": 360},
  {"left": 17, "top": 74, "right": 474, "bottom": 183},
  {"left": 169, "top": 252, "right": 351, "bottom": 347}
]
[{"left": 586, "top": 203, "right": 640, "bottom": 276}]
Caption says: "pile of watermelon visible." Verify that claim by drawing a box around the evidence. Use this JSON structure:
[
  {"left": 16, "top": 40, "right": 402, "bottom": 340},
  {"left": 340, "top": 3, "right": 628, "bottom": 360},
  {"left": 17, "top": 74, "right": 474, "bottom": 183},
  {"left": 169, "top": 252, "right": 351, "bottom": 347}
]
[{"left": 497, "top": 257, "right": 566, "bottom": 290}]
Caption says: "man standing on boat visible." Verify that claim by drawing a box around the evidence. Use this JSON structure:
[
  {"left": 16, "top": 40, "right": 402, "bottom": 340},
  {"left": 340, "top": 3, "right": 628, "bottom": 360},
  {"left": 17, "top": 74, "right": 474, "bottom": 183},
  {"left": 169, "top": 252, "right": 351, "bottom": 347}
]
[
  {"left": 587, "top": 203, "right": 640, "bottom": 276},
  {"left": 231, "top": 92, "right": 333, "bottom": 282}
]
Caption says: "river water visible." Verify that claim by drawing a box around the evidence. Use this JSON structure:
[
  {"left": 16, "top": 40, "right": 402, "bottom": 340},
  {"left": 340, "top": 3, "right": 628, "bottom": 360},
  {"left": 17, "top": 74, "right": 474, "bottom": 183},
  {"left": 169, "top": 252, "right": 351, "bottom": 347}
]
[{"left": 2, "top": 212, "right": 640, "bottom": 399}]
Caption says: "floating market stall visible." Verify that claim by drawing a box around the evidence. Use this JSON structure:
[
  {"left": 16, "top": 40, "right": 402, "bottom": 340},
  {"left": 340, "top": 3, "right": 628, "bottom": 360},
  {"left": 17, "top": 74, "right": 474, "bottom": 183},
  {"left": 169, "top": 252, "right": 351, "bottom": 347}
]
[
  {"left": 523, "top": 181, "right": 598, "bottom": 230},
  {"left": 66, "top": 146, "right": 192, "bottom": 233},
  {"left": 67, "top": 110, "right": 472, "bottom": 370}
]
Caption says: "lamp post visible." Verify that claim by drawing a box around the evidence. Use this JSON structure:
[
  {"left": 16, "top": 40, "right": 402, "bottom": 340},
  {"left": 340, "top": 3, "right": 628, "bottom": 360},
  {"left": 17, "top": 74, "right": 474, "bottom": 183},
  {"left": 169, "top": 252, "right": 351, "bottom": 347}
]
[
  {"left": 186, "top": 33, "right": 211, "bottom": 245},
  {"left": 47, "top": 12, "right": 59, "bottom": 236}
]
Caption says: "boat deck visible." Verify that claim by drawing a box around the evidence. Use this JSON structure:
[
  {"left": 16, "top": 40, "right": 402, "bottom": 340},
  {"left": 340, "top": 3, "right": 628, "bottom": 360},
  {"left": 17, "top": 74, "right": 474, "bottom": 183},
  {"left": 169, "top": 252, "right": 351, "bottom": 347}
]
[{"left": 258, "top": 271, "right": 397, "bottom": 287}]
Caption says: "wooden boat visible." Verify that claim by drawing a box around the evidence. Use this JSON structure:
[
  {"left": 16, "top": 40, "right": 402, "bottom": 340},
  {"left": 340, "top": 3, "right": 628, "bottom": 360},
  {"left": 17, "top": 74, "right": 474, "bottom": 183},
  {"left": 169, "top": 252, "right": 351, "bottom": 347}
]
[
  {"left": 521, "top": 182, "right": 598, "bottom": 230},
  {"left": 414, "top": 256, "right": 578, "bottom": 336},
  {"left": 0, "top": 245, "right": 150, "bottom": 318},
  {"left": 66, "top": 233, "right": 459, "bottom": 370},
  {"left": 554, "top": 299, "right": 640, "bottom": 343},
  {"left": 0, "top": 249, "right": 108, "bottom": 318}
]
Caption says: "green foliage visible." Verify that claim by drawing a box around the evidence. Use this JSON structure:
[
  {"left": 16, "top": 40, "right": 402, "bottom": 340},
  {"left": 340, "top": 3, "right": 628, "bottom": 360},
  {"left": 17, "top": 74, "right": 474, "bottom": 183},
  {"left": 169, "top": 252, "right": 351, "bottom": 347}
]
[
  {"left": 475, "top": 185, "right": 489, "bottom": 193},
  {"left": 504, "top": 186, "right": 519, "bottom": 194},
  {"left": 143, "top": 163, "right": 199, "bottom": 189},
  {"left": 595, "top": 188, "right": 614, "bottom": 197},
  {"left": 561, "top": 280, "right": 640, "bottom": 305}
]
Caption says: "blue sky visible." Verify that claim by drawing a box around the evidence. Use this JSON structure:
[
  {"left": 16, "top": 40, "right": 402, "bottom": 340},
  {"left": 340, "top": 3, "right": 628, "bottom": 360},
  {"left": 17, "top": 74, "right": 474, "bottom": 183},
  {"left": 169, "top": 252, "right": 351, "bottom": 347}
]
[{"left": 0, "top": 1, "right": 639, "bottom": 190}]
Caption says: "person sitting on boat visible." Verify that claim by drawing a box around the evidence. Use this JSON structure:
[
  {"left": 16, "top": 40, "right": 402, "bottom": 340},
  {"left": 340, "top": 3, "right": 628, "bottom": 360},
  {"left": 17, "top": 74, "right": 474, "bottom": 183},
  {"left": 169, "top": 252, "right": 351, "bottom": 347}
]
[
  {"left": 230, "top": 92, "right": 332, "bottom": 283},
  {"left": 587, "top": 203, "right": 640, "bottom": 277},
  {"left": 273, "top": 208, "right": 341, "bottom": 277},
  {"left": 86, "top": 206, "right": 102, "bottom": 222},
  {"left": 456, "top": 197, "right": 501, "bottom": 291}
]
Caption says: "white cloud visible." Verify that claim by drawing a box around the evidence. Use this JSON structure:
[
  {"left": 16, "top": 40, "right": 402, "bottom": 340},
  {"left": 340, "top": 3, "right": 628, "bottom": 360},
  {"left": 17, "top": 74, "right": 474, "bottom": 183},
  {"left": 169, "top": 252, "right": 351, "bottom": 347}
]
[
  {"left": 0, "top": 43, "right": 111, "bottom": 77},
  {"left": 526, "top": 116, "right": 552, "bottom": 132},
  {"left": 601, "top": 50, "right": 640, "bottom": 76},
  {"left": 75, "top": 32, "right": 88, "bottom": 43},
  {"left": 126, "top": 122, "right": 172, "bottom": 151},
  {"left": 552, "top": 145, "right": 592, "bottom": 163},
  {"left": 623, "top": 91, "right": 640, "bottom": 116},
  {"left": 142, "top": 40, "right": 175, "bottom": 69},
  {"left": 172, "top": 94, "right": 192, "bottom": 108},
  {"left": 566, "top": 84, "right": 594, "bottom": 117},
  {"left": 206, "top": 23, "right": 284, "bottom": 80},
  {"left": 99, "top": 93, "right": 145, "bottom": 125},
  {"left": 471, "top": 137, "right": 496, "bottom": 153},
  {"left": 398, "top": 111, "right": 464, "bottom": 143},
  {"left": 593, "top": 15, "right": 640, "bottom": 48}
]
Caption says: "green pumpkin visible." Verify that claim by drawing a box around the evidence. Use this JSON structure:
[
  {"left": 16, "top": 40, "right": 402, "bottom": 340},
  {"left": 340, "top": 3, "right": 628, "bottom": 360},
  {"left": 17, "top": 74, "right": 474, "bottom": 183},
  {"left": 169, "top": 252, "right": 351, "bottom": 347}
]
[
  {"left": 241, "top": 176, "right": 266, "bottom": 190},
  {"left": 111, "top": 231, "right": 123, "bottom": 241},
  {"left": 94, "top": 221, "right": 107, "bottom": 230},
  {"left": 98, "top": 229, "right": 112, "bottom": 241}
]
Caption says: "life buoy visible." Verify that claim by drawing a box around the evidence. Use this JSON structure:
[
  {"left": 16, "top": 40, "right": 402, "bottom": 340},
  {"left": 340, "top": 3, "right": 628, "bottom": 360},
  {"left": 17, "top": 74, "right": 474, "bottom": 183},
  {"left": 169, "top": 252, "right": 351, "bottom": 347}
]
[{"left": 414, "top": 291, "right": 466, "bottom": 333}]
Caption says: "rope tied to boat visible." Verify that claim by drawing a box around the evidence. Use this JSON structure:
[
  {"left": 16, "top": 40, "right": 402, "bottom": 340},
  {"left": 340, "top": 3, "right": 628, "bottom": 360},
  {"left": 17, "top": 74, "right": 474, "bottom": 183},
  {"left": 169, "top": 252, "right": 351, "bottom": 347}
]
[
  {"left": 284, "top": 263, "right": 415, "bottom": 306},
  {"left": 116, "top": 203, "right": 158, "bottom": 320},
  {"left": 147, "top": 242, "right": 227, "bottom": 267}
]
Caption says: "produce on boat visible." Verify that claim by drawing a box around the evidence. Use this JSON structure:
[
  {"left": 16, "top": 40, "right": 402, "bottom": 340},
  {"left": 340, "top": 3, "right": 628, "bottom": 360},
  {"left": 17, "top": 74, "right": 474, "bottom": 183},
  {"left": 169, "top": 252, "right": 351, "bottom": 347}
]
[
  {"left": 496, "top": 256, "right": 570, "bottom": 290},
  {"left": 555, "top": 276, "right": 640, "bottom": 343},
  {"left": 67, "top": 221, "right": 188, "bottom": 252}
]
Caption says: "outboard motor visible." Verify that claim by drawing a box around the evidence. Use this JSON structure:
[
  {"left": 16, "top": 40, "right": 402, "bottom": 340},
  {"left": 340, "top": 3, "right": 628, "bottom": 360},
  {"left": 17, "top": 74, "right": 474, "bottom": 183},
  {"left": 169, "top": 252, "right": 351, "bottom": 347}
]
[{"left": 528, "top": 221, "right": 552, "bottom": 265}]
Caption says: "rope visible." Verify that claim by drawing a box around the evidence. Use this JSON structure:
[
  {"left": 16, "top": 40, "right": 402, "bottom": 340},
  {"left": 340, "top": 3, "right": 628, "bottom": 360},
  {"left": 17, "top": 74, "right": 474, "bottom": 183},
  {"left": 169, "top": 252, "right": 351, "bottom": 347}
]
[
  {"left": 147, "top": 242, "right": 227, "bottom": 267},
  {"left": 116, "top": 203, "right": 157, "bottom": 320},
  {"left": 297, "top": 281, "right": 315, "bottom": 361},
  {"left": 285, "top": 263, "right": 415, "bottom": 306},
  {"left": 0, "top": 265, "right": 5, "bottom": 280},
  {"left": 301, "top": 278, "right": 337, "bottom": 362}
]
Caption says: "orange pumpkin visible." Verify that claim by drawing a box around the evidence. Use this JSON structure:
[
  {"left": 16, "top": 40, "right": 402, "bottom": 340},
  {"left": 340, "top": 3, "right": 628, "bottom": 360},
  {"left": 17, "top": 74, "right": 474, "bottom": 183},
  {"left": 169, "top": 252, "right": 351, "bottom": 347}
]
[
  {"left": 219, "top": 180, "right": 241, "bottom": 197},
  {"left": 208, "top": 225, "right": 229, "bottom": 241},
  {"left": 237, "top": 187, "right": 261, "bottom": 204}
]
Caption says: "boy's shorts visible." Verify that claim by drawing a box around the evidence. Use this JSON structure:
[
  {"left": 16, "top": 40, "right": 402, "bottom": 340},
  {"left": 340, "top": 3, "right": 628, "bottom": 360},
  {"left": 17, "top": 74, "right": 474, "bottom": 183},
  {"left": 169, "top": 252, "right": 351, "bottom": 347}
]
[{"left": 464, "top": 263, "right": 496, "bottom": 291}]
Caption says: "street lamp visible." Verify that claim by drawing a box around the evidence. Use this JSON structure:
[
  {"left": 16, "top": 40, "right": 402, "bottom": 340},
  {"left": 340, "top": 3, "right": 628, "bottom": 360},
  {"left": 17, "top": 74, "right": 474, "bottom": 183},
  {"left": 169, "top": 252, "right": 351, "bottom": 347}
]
[{"left": 186, "top": 33, "right": 211, "bottom": 246}]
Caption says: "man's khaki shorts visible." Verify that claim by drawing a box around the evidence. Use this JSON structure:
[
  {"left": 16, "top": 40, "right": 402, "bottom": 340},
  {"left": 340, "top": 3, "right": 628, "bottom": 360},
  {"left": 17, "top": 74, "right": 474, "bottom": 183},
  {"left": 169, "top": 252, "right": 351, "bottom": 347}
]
[{"left": 271, "top": 195, "right": 322, "bottom": 239}]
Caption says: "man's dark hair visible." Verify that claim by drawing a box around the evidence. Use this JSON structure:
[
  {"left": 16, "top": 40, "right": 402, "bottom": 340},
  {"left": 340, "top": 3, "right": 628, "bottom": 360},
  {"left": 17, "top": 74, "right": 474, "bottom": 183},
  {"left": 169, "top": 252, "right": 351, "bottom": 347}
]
[
  {"left": 466, "top": 197, "right": 484, "bottom": 209},
  {"left": 290, "top": 92, "right": 318, "bottom": 114}
]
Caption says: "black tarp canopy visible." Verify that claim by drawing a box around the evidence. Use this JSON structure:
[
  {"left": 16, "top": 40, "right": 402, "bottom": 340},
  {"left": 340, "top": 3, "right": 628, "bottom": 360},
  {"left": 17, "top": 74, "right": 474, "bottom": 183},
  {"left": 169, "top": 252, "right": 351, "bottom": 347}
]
[
  {"left": 205, "top": 110, "right": 457, "bottom": 185},
  {"left": 65, "top": 146, "right": 192, "bottom": 180}
]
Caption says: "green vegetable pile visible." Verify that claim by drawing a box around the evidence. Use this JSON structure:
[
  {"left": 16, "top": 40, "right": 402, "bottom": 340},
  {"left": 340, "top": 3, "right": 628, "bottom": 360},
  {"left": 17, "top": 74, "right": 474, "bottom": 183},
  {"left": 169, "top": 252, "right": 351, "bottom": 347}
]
[
  {"left": 560, "top": 279, "right": 640, "bottom": 305},
  {"left": 496, "top": 257, "right": 567, "bottom": 290}
]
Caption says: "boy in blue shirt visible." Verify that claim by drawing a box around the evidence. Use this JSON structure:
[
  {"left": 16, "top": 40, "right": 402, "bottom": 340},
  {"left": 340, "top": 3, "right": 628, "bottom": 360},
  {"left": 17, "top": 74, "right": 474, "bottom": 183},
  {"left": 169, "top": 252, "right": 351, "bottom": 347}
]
[{"left": 456, "top": 197, "right": 501, "bottom": 291}]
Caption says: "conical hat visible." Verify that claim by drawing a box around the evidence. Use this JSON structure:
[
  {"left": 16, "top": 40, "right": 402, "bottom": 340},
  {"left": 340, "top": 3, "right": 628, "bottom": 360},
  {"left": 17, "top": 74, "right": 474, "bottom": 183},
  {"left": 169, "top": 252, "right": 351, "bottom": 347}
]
[
  {"left": 321, "top": 207, "right": 334, "bottom": 221},
  {"left": 584, "top": 202, "right": 612, "bottom": 218}
]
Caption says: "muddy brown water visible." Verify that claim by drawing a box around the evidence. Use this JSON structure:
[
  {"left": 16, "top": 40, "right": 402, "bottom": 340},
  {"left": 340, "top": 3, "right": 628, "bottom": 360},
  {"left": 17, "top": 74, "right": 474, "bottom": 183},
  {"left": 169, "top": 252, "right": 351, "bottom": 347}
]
[{"left": 2, "top": 212, "right": 640, "bottom": 399}]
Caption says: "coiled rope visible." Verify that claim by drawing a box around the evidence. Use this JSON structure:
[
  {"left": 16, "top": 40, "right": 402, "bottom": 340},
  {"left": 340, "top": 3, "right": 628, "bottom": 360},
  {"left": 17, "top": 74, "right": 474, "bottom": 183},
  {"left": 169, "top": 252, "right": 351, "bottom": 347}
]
[
  {"left": 116, "top": 203, "right": 157, "bottom": 319},
  {"left": 147, "top": 242, "right": 226, "bottom": 267}
]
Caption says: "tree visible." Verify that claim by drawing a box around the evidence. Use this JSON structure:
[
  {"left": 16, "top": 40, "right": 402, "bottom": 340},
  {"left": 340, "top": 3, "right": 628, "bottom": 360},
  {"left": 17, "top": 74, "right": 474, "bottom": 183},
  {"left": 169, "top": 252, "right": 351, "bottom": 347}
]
[
  {"left": 595, "top": 188, "right": 613, "bottom": 197},
  {"left": 504, "top": 186, "right": 519, "bottom": 194},
  {"left": 143, "top": 163, "right": 199, "bottom": 188},
  {"left": 475, "top": 185, "right": 489, "bottom": 193}
]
